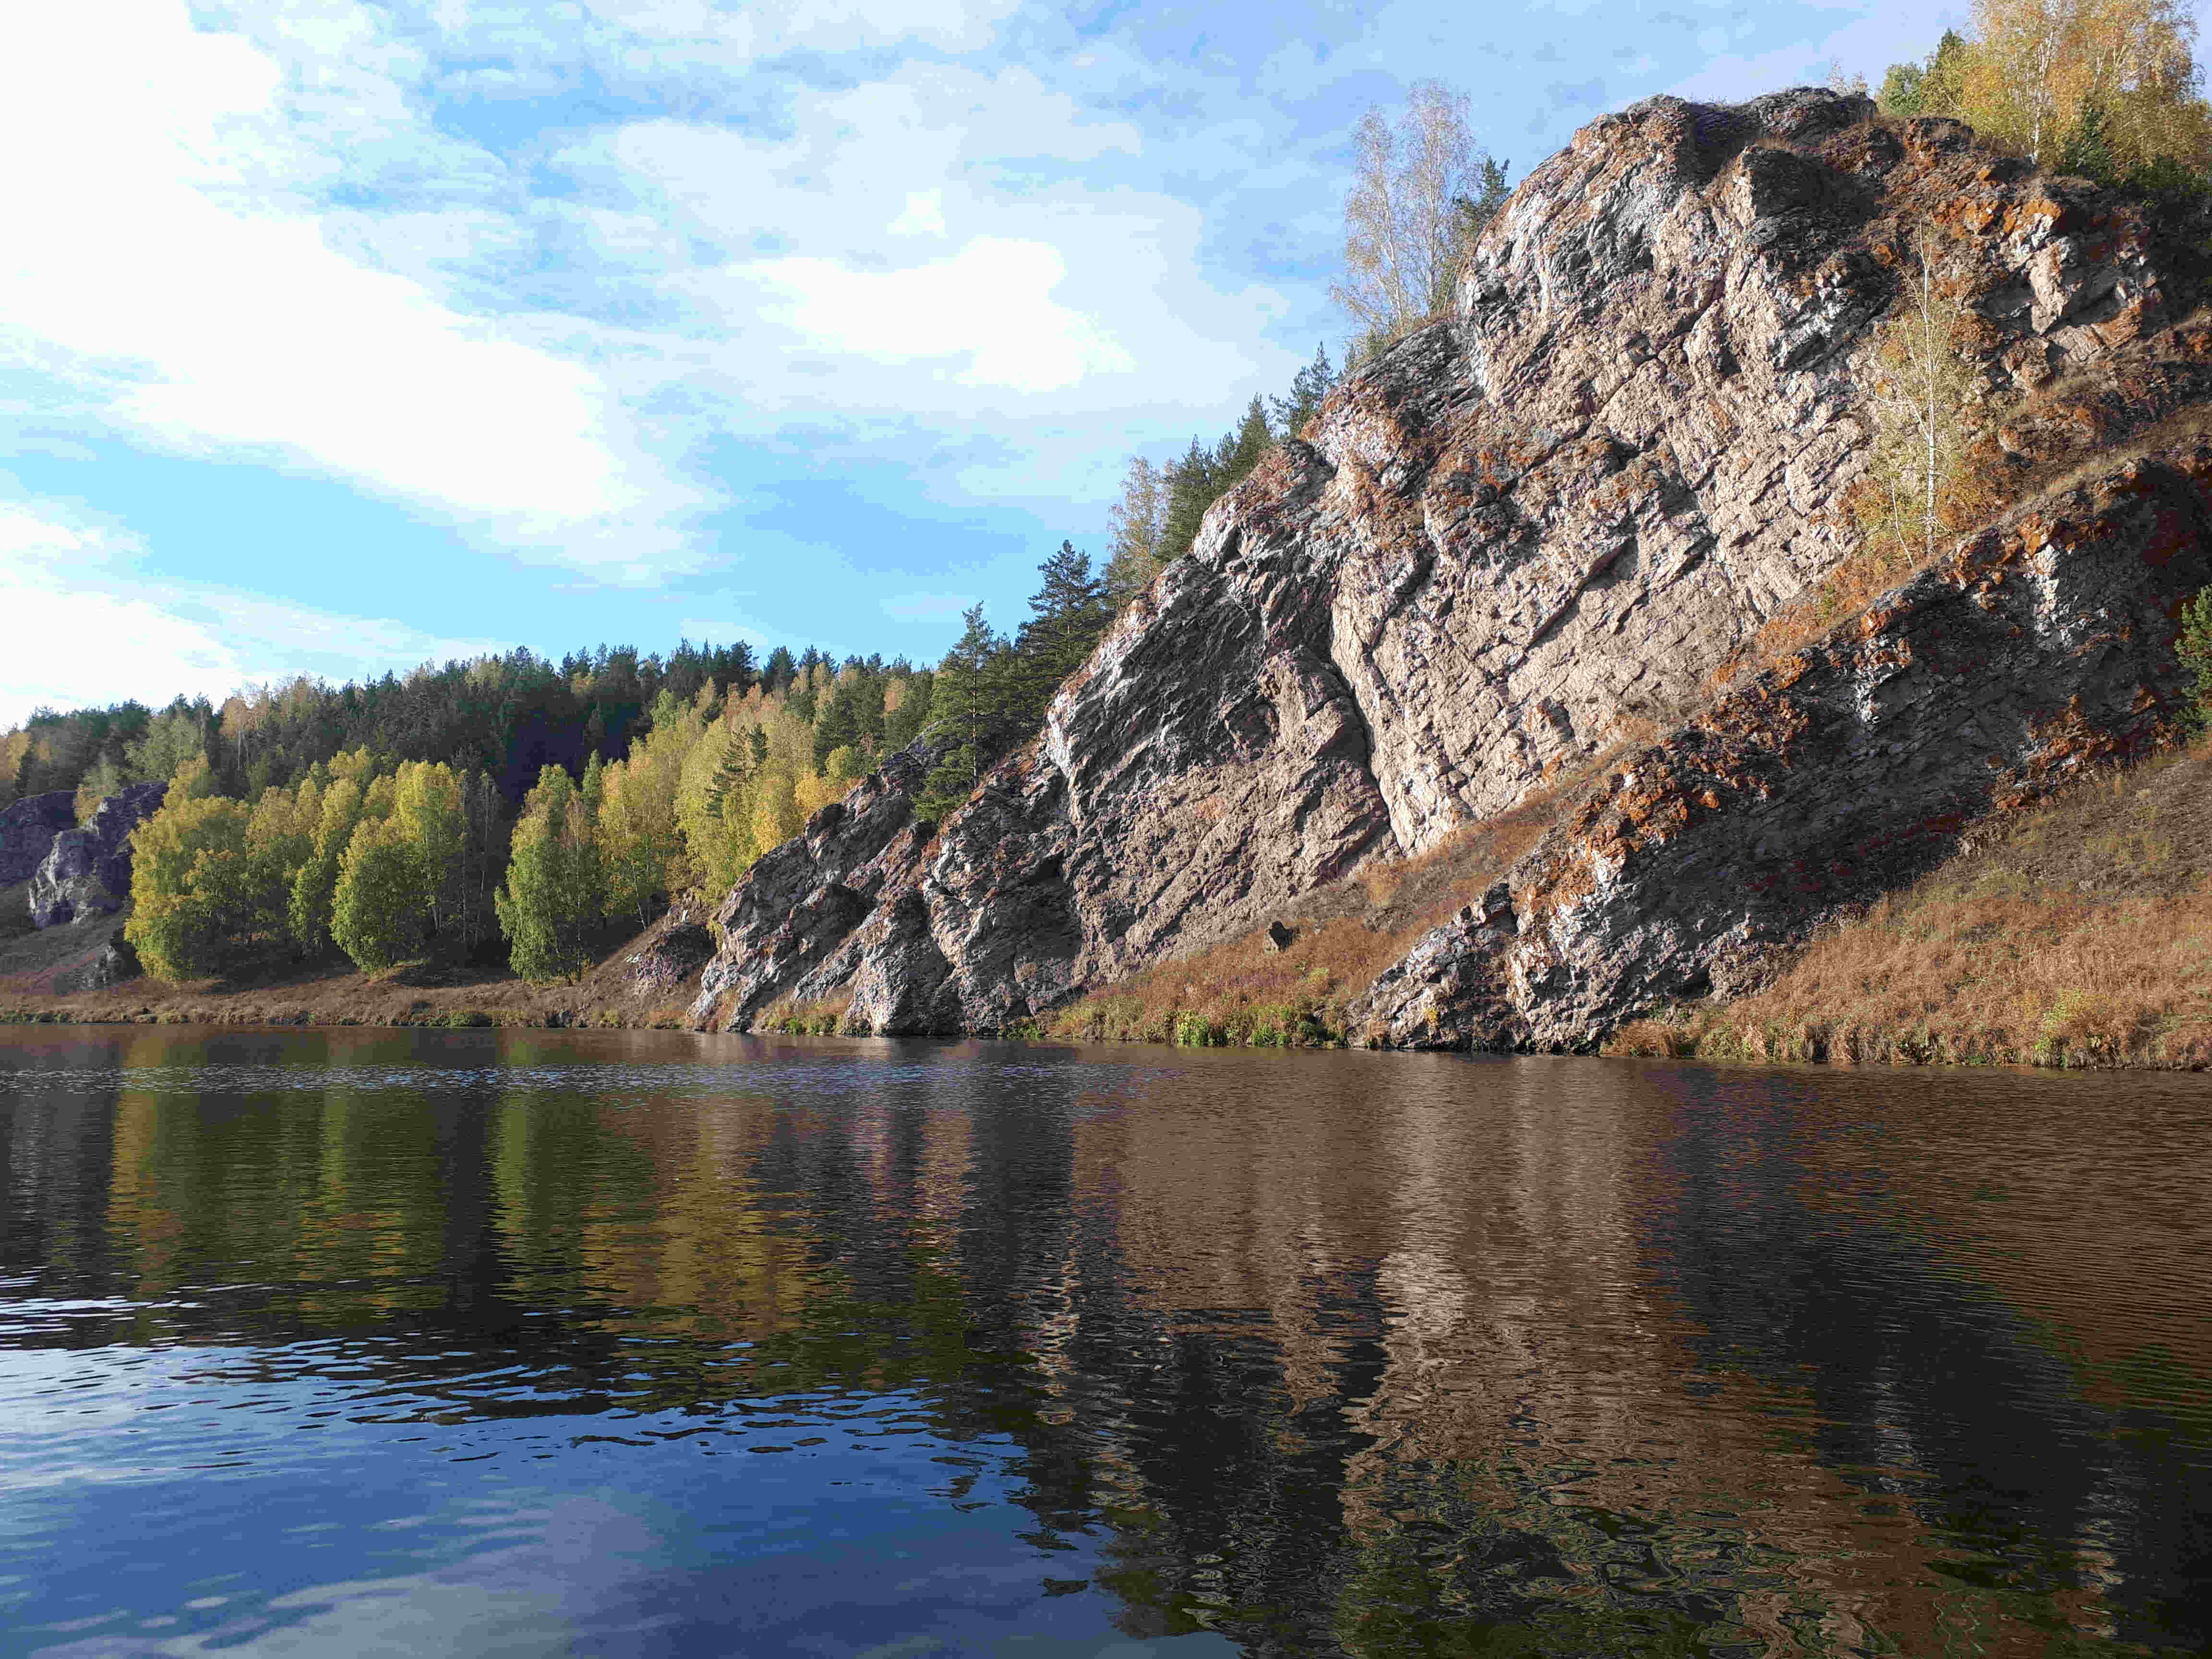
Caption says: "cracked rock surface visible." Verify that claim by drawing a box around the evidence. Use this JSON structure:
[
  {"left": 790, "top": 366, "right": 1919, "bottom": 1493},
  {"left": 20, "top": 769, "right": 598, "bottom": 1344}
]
[
  {"left": 693, "top": 87, "right": 2206, "bottom": 1041},
  {"left": 30, "top": 782, "right": 166, "bottom": 929}
]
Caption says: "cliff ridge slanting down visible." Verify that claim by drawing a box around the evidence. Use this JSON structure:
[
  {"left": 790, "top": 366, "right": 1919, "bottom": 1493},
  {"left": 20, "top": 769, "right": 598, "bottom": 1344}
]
[{"left": 692, "top": 87, "right": 2212, "bottom": 1048}]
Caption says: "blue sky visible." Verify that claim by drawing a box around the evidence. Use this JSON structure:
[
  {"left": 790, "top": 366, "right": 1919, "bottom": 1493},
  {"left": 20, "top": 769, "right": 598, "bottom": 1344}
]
[{"left": 0, "top": 0, "right": 2020, "bottom": 723}]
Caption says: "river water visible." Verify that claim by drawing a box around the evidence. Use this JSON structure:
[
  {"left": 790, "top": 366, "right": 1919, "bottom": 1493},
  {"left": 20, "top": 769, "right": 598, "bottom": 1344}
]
[{"left": 2, "top": 1029, "right": 2209, "bottom": 1657}]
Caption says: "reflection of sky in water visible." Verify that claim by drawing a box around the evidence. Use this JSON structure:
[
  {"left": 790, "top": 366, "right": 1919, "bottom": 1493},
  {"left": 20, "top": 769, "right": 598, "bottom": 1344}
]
[
  {"left": 3, "top": 1029, "right": 2211, "bottom": 1657},
  {"left": 4, "top": 1342, "right": 1226, "bottom": 1657}
]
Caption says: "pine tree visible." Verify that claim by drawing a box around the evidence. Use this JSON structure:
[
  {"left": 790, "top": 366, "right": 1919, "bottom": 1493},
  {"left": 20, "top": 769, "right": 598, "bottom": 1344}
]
[
  {"left": 1014, "top": 541, "right": 1112, "bottom": 716},
  {"left": 920, "top": 603, "right": 1007, "bottom": 817},
  {"left": 1267, "top": 345, "right": 1337, "bottom": 442}
]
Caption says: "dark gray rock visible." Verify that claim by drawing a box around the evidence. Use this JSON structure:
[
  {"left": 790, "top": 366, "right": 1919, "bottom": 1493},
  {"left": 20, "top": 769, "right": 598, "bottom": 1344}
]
[
  {"left": 0, "top": 792, "right": 76, "bottom": 886},
  {"left": 55, "top": 929, "right": 141, "bottom": 995},
  {"left": 31, "top": 781, "right": 167, "bottom": 928},
  {"left": 628, "top": 915, "right": 716, "bottom": 997},
  {"left": 693, "top": 737, "right": 952, "bottom": 1030},
  {"left": 1264, "top": 921, "right": 1297, "bottom": 953}
]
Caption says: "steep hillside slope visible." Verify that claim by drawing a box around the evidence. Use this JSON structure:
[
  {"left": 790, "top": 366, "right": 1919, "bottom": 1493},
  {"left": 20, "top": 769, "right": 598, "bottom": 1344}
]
[{"left": 693, "top": 87, "right": 2210, "bottom": 1045}]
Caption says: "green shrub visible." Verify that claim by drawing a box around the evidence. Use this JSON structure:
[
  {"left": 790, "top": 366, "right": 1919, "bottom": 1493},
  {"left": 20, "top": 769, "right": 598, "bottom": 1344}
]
[{"left": 2178, "top": 587, "right": 2212, "bottom": 732}]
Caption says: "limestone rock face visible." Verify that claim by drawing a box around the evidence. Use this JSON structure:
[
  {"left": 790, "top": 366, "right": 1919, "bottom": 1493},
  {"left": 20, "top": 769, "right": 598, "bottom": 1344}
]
[
  {"left": 693, "top": 87, "right": 2199, "bottom": 1041},
  {"left": 1350, "top": 444, "right": 2212, "bottom": 1049},
  {"left": 0, "top": 792, "right": 76, "bottom": 886},
  {"left": 30, "top": 781, "right": 167, "bottom": 928}
]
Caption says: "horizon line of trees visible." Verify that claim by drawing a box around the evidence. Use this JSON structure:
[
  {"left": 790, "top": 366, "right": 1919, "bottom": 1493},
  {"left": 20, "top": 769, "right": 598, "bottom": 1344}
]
[{"left": 78, "top": 531, "right": 1147, "bottom": 985}]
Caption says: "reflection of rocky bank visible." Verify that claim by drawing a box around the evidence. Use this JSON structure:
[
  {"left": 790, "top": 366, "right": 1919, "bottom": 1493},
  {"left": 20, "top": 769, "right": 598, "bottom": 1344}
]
[{"left": 6, "top": 1037, "right": 2206, "bottom": 1651}]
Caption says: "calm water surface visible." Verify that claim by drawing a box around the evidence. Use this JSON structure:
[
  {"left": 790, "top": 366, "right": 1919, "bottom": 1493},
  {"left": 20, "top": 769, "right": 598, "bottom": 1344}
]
[{"left": 2, "top": 1029, "right": 2210, "bottom": 1657}]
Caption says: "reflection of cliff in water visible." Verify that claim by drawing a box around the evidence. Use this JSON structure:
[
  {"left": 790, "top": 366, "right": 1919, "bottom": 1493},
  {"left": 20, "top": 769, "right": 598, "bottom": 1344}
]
[{"left": 1, "top": 1034, "right": 2208, "bottom": 1654}]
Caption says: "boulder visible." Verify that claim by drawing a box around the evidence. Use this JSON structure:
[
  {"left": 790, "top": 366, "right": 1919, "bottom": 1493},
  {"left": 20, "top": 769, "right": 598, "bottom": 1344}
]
[
  {"left": 628, "top": 914, "right": 717, "bottom": 998},
  {"left": 55, "top": 929, "right": 141, "bottom": 995},
  {"left": 30, "top": 781, "right": 167, "bottom": 928},
  {"left": 0, "top": 792, "right": 76, "bottom": 886}
]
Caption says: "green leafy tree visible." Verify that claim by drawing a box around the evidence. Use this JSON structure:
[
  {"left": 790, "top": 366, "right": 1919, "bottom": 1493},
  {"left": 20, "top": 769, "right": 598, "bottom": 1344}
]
[
  {"left": 126, "top": 795, "right": 260, "bottom": 980},
  {"left": 331, "top": 817, "right": 429, "bottom": 972},
  {"left": 496, "top": 766, "right": 606, "bottom": 983},
  {"left": 391, "top": 760, "right": 469, "bottom": 947},
  {"left": 1879, "top": 28, "right": 1971, "bottom": 116},
  {"left": 2177, "top": 586, "right": 2212, "bottom": 729},
  {"left": 289, "top": 774, "right": 367, "bottom": 956},
  {"left": 122, "top": 698, "right": 212, "bottom": 788}
]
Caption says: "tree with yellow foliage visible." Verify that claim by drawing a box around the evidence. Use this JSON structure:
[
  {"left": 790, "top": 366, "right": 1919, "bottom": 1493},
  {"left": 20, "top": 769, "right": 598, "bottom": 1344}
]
[{"left": 1882, "top": 1, "right": 2212, "bottom": 178}]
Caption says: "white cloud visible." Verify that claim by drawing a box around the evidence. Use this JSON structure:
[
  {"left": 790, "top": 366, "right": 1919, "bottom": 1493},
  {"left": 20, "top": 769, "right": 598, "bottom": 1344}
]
[
  {"left": 749, "top": 239, "right": 1136, "bottom": 391},
  {"left": 579, "top": 0, "right": 1022, "bottom": 57},
  {"left": 0, "top": 0, "right": 702, "bottom": 565},
  {"left": 0, "top": 491, "right": 500, "bottom": 723},
  {"left": 553, "top": 72, "right": 1290, "bottom": 436},
  {"left": 890, "top": 190, "right": 950, "bottom": 238}
]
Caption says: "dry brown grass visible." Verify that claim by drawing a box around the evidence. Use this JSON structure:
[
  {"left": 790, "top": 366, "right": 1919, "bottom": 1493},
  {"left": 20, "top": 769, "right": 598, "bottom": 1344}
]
[
  {"left": 1041, "top": 783, "right": 1573, "bottom": 1047},
  {"left": 1611, "top": 744, "right": 2212, "bottom": 1070}
]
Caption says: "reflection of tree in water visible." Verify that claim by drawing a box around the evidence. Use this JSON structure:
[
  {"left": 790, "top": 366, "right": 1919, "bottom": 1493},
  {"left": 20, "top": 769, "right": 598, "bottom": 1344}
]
[{"left": 5, "top": 1035, "right": 2212, "bottom": 1655}]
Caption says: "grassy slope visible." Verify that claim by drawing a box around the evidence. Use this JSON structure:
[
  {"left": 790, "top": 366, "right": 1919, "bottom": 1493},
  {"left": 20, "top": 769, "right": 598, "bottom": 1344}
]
[{"left": 1611, "top": 740, "right": 2212, "bottom": 1070}]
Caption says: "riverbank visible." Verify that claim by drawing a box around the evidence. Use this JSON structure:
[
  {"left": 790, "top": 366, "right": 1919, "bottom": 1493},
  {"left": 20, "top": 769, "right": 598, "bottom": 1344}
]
[
  {"left": 1609, "top": 740, "right": 2212, "bottom": 1071},
  {"left": 7, "top": 741, "right": 2206, "bottom": 1064},
  {"left": 0, "top": 892, "right": 692, "bottom": 1030}
]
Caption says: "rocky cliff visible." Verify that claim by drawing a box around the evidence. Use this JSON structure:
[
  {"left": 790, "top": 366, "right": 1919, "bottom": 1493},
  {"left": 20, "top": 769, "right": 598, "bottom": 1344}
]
[
  {"left": 0, "top": 792, "right": 77, "bottom": 887},
  {"left": 30, "top": 781, "right": 167, "bottom": 928},
  {"left": 693, "top": 87, "right": 2212, "bottom": 1047}
]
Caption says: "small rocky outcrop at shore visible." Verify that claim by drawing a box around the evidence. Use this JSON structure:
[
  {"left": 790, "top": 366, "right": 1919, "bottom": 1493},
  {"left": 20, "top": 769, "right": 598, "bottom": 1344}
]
[
  {"left": 692, "top": 87, "right": 2212, "bottom": 1046},
  {"left": 627, "top": 914, "right": 717, "bottom": 998},
  {"left": 53, "top": 929, "right": 141, "bottom": 995},
  {"left": 1, "top": 792, "right": 78, "bottom": 886},
  {"left": 31, "top": 781, "right": 167, "bottom": 928}
]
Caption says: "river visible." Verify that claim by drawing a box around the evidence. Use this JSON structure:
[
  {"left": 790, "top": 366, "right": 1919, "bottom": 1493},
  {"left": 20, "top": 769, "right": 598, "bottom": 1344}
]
[{"left": 2, "top": 1028, "right": 2208, "bottom": 1656}]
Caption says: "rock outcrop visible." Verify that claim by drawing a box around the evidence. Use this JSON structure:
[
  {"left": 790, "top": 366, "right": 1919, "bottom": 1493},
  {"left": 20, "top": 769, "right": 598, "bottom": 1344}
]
[
  {"left": 627, "top": 913, "right": 716, "bottom": 998},
  {"left": 1351, "top": 443, "right": 2212, "bottom": 1048},
  {"left": 0, "top": 792, "right": 77, "bottom": 886},
  {"left": 54, "top": 929, "right": 141, "bottom": 995},
  {"left": 693, "top": 87, "right": 2211, "bottom": 1043},
  {"left": 30, "top": 781, "right": 166, "bottom": 928}
]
